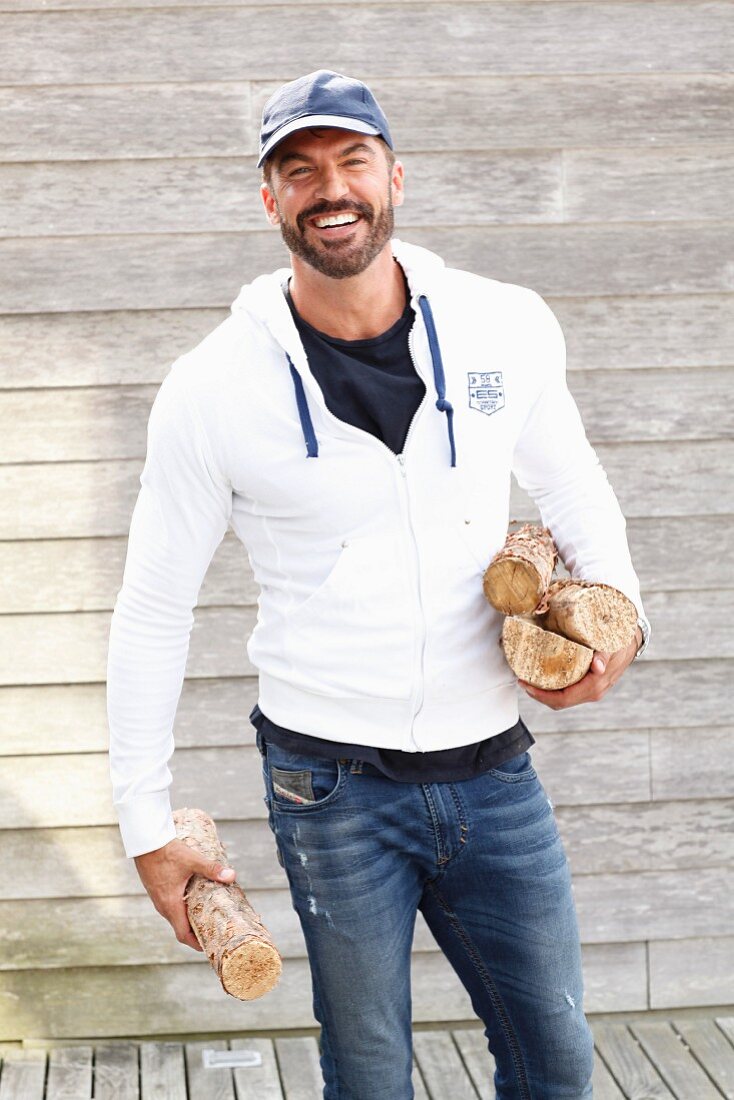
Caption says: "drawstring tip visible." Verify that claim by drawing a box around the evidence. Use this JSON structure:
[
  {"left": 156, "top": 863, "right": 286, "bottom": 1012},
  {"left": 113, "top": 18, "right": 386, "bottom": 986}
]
[{"left": 288, "top": 354, "right": 319, "bottom": 459}]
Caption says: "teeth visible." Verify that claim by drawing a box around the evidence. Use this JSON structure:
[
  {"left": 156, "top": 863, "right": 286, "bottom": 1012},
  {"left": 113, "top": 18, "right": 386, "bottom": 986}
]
[{"left": 314, "top": 213, "right": 359, "bottom": 228}]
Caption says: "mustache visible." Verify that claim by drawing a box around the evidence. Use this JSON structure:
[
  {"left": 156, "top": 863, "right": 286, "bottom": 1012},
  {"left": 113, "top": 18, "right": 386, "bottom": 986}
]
[{"left": 297, "top": 199, "right": 374, "bottom": 232}]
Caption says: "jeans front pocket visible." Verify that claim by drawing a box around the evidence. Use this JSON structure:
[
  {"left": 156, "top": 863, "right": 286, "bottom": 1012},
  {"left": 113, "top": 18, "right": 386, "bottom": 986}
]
[
  {"left": 265, "top": 741, "right": 348, "bottom": 815},
  {"left": 488, "top": 750, "right": 537, "bottom": 783}
]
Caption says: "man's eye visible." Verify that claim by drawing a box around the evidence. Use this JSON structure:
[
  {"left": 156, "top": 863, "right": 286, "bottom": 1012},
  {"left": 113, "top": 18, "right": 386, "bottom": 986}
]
[
  {"left": 344, "top": 159, "right": 367, "bottom": 166},
  {"left": 289, "top": 166, "right": 310, "bottom": 177}
]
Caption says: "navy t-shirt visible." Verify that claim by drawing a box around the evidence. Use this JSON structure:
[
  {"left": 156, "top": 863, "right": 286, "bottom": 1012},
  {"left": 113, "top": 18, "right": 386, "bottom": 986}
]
[{"left": 252, "top": 274, "right": 533, "bottom": 781}]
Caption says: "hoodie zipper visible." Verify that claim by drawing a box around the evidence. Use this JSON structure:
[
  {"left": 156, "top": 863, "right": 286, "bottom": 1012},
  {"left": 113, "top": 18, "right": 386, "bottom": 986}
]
[
  {"left": 278, "top": 294, "right": 432, "bottom": 748},
  {"left": 399, "top": 322, "right": 429, "bottom": 748}
]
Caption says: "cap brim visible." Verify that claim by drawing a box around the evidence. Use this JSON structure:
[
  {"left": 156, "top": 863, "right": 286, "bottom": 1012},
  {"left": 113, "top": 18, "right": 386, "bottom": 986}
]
[{"left": 257, "top": 115, "right": 381, "bottom": 168}]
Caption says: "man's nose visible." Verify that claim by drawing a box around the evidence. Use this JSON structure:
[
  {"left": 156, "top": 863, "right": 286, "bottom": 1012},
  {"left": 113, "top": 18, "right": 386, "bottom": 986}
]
[{"left": 313, "top": 165, "right": 350, "bottom": 202}]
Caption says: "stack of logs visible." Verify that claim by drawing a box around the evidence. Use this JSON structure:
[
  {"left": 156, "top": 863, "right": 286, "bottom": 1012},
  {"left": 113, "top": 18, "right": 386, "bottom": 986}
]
[{"left": 484, "top": 523, "right": 638, "bottom": 689}]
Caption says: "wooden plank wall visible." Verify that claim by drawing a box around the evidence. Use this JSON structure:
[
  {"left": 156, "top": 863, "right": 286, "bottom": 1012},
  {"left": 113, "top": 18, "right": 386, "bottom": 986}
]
[{"left": 1, "top": 0, "right": 732, "bottom": 1041}]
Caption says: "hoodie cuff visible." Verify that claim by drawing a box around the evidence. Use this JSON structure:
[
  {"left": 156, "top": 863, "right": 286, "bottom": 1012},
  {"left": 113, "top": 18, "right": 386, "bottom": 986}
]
[
  {"left": 634, "top": 614, "right": 651, "bottom": 660},
  {"left": 116, "top": 791, "right": 178, "bottom": 859}
]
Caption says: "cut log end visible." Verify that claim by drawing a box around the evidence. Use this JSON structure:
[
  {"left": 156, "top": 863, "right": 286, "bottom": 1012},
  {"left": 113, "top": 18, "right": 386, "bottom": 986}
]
[
  {"left": 221, "top": 938, "right": 283, "bottom": 1001},
  {"left": 501, "top": 615, "right": 593, "bottom": 690},
  {"left": 483, "top": 523, "right": 557, "bottom": 615},
  {"left": 483, "top": 559, "right": 546, "bottom": 615},
  {"left": 540, "top": 580, "right": 638, "bottom": 652}
]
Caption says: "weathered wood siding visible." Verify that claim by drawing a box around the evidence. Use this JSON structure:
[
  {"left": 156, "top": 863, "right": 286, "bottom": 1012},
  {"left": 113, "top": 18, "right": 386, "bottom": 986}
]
[{"left": 1, "top": 0, "right": 732, "bottom": 1041}]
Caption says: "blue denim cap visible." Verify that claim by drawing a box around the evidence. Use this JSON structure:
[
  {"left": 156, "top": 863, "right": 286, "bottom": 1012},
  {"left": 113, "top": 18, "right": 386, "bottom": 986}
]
[{"left": 257, "top": 70, "right": 393, "bottom": 168}]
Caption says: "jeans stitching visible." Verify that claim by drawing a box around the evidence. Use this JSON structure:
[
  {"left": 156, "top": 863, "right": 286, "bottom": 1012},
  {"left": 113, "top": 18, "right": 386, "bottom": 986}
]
[
  {"left": 447, "top": 783, "right": 470, "bottom": 854},
  {"left": 426, "top": 881, "right": 532, "bottom": 1100},
  {"left": 488, "top": 753, "right": 537, "bottom": 784},
  {"left": 446, "top": 782, "right": 464, "bottom": 820},
  {"left": 421, "top": 784, "right": 448, "bottom": 865}
]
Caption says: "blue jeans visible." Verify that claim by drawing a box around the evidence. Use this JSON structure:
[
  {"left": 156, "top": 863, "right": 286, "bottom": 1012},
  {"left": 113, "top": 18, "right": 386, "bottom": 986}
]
[{"left": 256, "top": 727, "right": 594, "bottom": 1099}]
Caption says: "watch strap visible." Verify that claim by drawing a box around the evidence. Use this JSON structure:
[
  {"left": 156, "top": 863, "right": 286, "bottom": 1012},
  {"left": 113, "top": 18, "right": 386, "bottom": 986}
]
[{"left": 634, "top": 615, "right": 651, "bottom": 659}]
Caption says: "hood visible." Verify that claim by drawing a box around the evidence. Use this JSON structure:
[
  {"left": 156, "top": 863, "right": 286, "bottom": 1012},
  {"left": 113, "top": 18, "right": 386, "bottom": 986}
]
[
  {"left": 229, "top": 237, "right": 446, "bottom": 326},
  {"left": 228, "top": 237, "right": 455, "bottom": 467}
]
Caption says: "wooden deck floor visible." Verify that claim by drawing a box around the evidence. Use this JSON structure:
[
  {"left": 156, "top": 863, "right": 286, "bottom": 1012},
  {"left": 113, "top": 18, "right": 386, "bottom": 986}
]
[{"left": 1, "top": 1016, "right": 733, "bottom": 1098}]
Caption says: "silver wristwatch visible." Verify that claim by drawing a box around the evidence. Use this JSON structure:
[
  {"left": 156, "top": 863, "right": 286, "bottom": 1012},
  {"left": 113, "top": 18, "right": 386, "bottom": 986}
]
[{"left": 634, "top": 615, "right": 651, "bottom": 660}]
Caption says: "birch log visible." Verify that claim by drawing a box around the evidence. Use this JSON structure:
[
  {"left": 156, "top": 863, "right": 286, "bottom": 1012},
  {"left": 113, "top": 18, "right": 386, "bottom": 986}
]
[
  {"left": 483, "top": 523, "right": 558, "bottom": 614},
  {"left": 174, "top": 807, "right": 282, "bottom": 1000}
]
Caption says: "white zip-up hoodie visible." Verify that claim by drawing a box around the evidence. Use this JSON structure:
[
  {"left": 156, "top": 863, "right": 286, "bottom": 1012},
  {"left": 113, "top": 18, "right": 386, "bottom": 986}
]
[{"left": 107, "top": 238, "right": 647, "bottom": 858}]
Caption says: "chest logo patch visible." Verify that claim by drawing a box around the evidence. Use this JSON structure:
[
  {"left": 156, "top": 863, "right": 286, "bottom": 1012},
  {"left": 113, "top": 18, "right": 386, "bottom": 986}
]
[{"left": 468, "top": 372, "right": 505, "bottom": 416}]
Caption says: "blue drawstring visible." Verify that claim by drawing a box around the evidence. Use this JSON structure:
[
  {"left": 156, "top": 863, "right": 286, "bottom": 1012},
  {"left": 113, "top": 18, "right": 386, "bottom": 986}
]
[
  {"left": 417, "top": 295, "right": 457, "bottom": 468},
  {"left": 286, "top": 294, "right": 456, "bottom": 466},
  {"left": 287, "top": 354, "right": 319, "bottom": 458}
]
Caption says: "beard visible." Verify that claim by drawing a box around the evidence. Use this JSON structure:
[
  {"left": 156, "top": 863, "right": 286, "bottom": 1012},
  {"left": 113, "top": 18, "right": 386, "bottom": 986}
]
[{"left": 275, "top": 187, "right": 394, "bottom": 279}]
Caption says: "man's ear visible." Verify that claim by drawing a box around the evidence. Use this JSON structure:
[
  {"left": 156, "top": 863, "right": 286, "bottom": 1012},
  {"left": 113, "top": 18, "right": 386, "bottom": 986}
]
[
  {"left": 390, "top": 160, "right": 405, "bottom": 209},
  {"left": 260, "top": 182, "right": 280, "bottom": 226}
]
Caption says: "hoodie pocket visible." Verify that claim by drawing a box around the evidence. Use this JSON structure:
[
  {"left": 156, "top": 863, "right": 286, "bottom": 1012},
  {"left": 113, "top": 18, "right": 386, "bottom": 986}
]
[{"left": 284, "top": 531, "right": 415, "bottom": 700}]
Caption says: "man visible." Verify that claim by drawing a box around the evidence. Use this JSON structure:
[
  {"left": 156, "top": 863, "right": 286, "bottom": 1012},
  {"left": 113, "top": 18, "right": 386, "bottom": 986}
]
[{"left": 107, "top": 70, "right": 651, "bottom": 1099}]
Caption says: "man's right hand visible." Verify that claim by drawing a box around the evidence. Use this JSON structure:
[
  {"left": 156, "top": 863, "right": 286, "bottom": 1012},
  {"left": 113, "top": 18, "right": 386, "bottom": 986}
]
[{"left": 134, "top": 838, "right": 237, "bottom": 952}]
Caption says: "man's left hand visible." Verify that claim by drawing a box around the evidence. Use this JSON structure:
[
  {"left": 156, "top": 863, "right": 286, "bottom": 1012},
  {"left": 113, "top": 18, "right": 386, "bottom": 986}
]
[{"left": 517, "top": 626, "right": 641, "bottom": 711}]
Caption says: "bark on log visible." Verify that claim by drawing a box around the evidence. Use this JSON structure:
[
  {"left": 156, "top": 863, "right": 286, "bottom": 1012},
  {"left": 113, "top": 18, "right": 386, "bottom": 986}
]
[
  {"left": 501, "top": 616, "right": 593, "bottom": 689},
  {"left": 483, "top": 523, "right": 558, "bottom": 614},
  {"left": 173, "top": 807, "right": 282, "bottom": 1001},
  {"left": 538, "top": 578, "right": 638, "bottom": 653}
]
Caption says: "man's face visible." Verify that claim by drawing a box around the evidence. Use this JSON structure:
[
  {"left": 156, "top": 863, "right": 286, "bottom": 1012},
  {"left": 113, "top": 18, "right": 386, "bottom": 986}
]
[{"left": 261, "top": 128, "right": 404, "bottom": 279}]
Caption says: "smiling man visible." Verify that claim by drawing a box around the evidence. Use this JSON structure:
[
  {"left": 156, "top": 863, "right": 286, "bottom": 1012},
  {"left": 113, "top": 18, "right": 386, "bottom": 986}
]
[
  {"left": 108, "top": 70, "right": 651, "bottom": 1100},
  {"left": 263, "top": 131, "right": 397, "bottom": 280}
]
